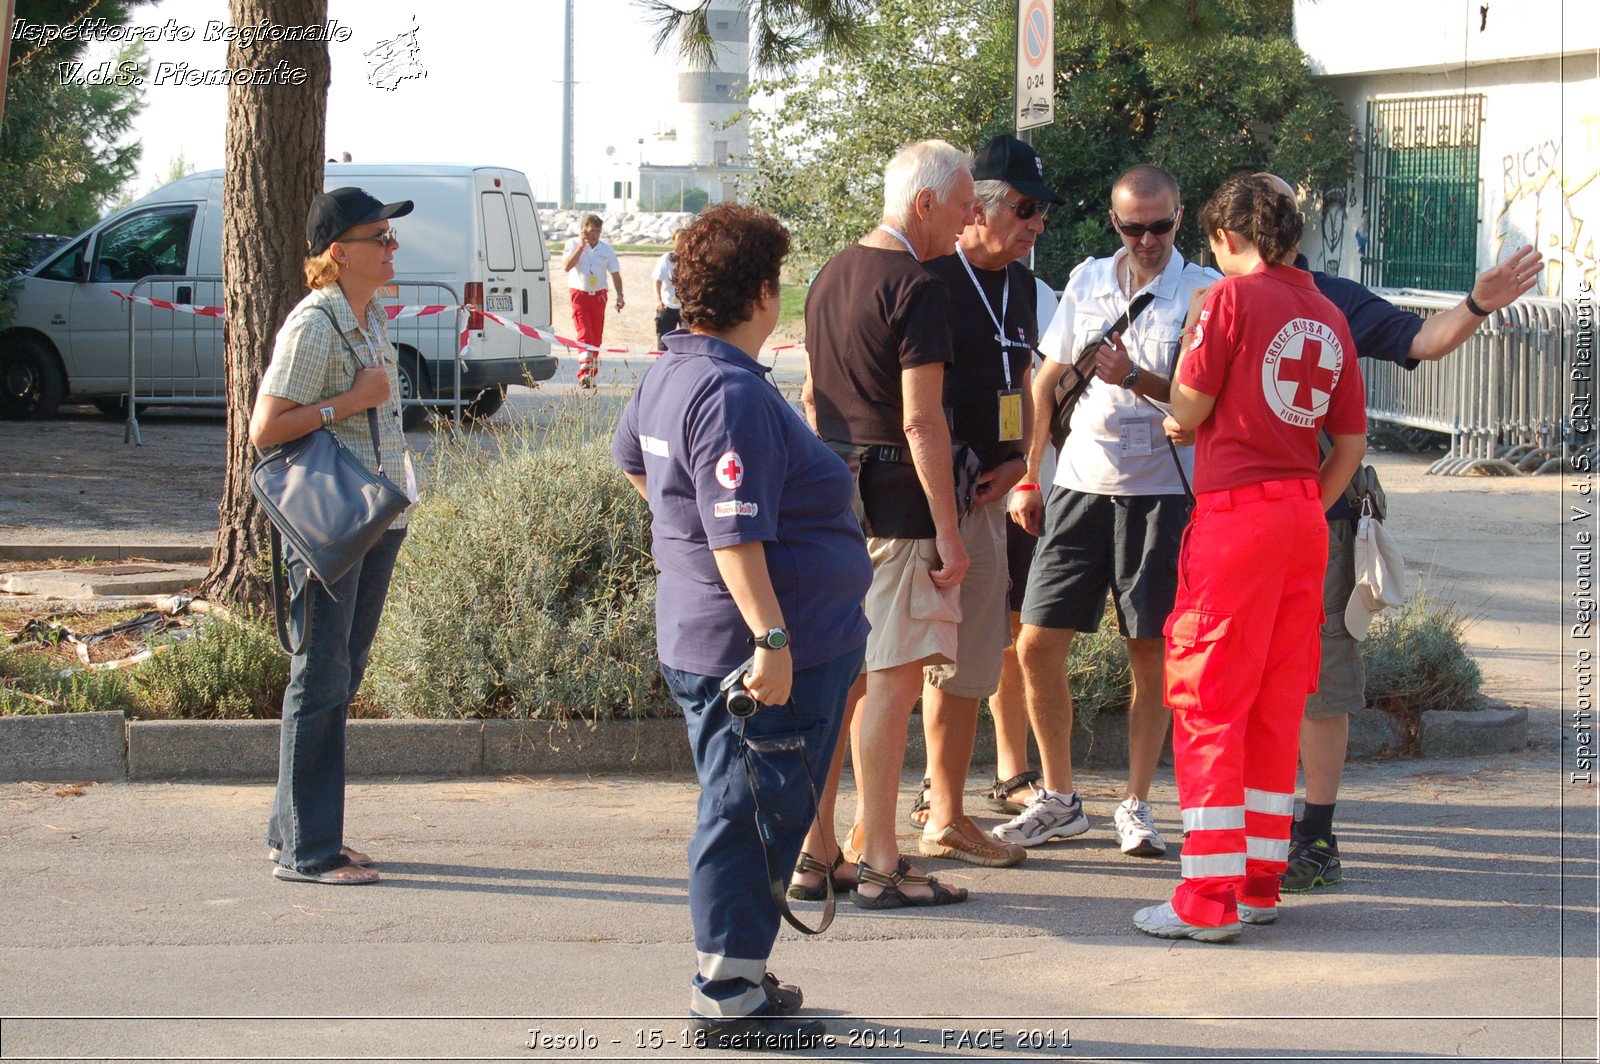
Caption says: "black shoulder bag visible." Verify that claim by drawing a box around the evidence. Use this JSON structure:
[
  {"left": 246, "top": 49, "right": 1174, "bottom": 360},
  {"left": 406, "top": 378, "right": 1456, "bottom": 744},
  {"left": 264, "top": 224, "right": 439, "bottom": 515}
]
[{"left": 251, "top": 305, "right": 411, "bottom": 655}]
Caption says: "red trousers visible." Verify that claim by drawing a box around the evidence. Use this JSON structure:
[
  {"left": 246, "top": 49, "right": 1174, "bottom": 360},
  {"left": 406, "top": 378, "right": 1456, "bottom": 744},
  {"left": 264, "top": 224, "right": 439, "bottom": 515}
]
[
  {"left": 1164, "top": 478, "right": 1329, "bottom": 926},
  {"left": 570, "top": 290, "right": 607, "bottom": 381}
]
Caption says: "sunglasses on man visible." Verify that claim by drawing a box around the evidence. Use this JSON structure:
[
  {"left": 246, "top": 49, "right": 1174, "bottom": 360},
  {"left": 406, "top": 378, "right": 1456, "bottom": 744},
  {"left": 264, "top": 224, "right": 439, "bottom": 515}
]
[
  {"left": 997, "top": 195, "right": 1050, "bottom": 222},
  {"left": 1112, "top": 214, "right": 1178, "bottom": 239},
  {"left": 340, "top": 226, "right": 399, "bottom": 248}
]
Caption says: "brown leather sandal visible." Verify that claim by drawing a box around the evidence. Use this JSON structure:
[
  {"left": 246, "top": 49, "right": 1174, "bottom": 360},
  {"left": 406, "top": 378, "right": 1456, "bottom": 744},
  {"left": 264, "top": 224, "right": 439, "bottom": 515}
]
[
  {"left": 786, "top": 850, "right": 854, "bottom": 901},
  {"left": 850, "top": 855, "right": 969, "bottom": 910}
]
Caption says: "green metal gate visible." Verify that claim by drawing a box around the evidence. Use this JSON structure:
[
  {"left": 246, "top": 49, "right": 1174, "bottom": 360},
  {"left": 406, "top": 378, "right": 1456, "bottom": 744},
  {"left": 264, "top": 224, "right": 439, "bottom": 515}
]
[{"left": 1361, "top": 94, "right": 1484, "bottom": 293}]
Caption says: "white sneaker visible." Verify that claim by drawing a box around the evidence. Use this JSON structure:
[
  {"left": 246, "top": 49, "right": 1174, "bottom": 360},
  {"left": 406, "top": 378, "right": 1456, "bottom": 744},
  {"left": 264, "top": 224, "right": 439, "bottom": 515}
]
[
  {"left": 1132, "top": 901, "right": 1242, "bottom": 943},
  {"left": 1237, "top": 902, "right": 1278, "bottom": 925},
  {"left": 1113, "top": 797, "right": 1168, "bottom": 857},
  {"left": 991, "top": 789, "right": 1088, "bottom": 846}
]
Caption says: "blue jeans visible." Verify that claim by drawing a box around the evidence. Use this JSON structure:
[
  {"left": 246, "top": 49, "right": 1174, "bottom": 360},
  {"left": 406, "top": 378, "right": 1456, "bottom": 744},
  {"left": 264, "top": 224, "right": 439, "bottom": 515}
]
[
  {"left": 660, "top": 644, "right": 864, "bottom": 1021},
  {"left": 267, "top": 529, "right": 406, "bottom": 873}
]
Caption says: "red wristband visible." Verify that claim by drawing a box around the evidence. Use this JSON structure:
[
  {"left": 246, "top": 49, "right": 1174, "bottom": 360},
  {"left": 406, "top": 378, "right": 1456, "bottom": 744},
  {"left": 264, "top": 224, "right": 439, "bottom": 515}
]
[{"left": 1014, "top": 483, "right": 1041, "bottom": 493}]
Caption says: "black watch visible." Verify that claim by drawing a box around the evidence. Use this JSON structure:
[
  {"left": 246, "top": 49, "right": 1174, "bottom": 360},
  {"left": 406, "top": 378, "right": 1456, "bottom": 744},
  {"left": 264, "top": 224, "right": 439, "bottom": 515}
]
[
  {"left": 751, "top": 627, "right": 789, "bottom": 650},
  {"left": 1121, "top": 366, "right": 1141, "bottom": 390}
]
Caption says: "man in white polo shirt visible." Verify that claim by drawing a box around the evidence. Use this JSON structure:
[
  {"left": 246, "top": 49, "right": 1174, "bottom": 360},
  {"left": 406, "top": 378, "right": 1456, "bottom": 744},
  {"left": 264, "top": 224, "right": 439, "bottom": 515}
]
[
  {"left": 999, "top": 164, "right": 1217, "bottom": 856},
  {"left": 561, "top": 213, "right": 624, "bottom": 387}
]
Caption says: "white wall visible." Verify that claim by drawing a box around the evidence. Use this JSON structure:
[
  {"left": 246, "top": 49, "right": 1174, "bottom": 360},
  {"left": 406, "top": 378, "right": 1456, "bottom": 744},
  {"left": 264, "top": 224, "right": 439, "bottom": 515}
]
[
  {"left": 1296, "top": 40, "right": 1598, "bottom": 299},
  {"left": 1294, "top": 0, "right": 1598, "bottom": 76}
]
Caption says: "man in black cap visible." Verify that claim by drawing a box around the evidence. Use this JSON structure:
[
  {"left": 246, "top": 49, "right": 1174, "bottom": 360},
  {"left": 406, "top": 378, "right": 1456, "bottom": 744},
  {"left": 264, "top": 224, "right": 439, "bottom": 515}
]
[{"left": 905, "top": 134, "right": 1064, "bottom": 867}]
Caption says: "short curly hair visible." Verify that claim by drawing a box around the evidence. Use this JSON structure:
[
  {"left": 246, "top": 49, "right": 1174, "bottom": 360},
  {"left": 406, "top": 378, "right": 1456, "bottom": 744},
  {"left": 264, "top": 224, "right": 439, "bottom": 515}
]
[{"left": 674, "top": 203, "right": 790, "bottom": 332}]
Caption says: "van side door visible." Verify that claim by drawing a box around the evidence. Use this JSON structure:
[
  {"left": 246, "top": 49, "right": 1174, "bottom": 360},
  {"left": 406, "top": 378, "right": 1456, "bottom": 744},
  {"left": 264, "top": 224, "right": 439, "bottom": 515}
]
[
  {"left": 508, "top": 191, "right": 553, "bottom": 361},
  {"left": 477, "top": 189, "right": 521, "bottom": 363},
  {"left": 68, "top": 204, "right": 201, "bottom": 396}
]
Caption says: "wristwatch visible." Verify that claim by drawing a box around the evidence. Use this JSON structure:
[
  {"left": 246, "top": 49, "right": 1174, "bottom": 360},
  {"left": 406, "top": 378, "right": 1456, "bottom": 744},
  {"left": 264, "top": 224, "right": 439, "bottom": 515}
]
[
  {"left": 751, "top": 627, "right": 789, "bottom": 651},
  {"left": 319, "top": 405, "right": 336, "bottom": 428},
  {"left": 1120, "top": 366, "right": 1141, "bottom": 390}
]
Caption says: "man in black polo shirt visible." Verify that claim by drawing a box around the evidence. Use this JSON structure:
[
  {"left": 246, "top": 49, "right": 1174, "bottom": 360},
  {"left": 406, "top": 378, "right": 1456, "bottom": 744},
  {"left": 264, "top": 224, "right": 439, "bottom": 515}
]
[
  {"left": 907, "top": 134, "right": 1064, "bottom": 867},
  {"left": 1255, "top": 174, "right": 1544, "bottom": 893}
]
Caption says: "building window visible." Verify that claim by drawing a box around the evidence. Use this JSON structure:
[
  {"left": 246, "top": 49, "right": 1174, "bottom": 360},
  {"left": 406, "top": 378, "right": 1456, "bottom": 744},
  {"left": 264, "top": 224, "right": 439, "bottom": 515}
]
[{"left": 1361, "top": 93, "right": 1484, "bottom": 292}]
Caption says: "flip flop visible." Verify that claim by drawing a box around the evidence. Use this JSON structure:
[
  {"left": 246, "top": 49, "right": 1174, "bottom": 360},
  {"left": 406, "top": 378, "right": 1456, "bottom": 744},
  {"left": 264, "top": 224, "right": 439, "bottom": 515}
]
[
  {"left": 272, "top": 863, "right": 380, "bottom": 885},
  {"left": 268, "top": 845, "right": 374, "bottom": 867}
]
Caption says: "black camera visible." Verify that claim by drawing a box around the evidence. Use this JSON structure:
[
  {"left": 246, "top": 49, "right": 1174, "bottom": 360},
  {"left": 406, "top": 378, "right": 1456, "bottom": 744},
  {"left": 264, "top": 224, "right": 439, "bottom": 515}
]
[{"left": 720, "top": 656, "right": 761, "bottom": 718}]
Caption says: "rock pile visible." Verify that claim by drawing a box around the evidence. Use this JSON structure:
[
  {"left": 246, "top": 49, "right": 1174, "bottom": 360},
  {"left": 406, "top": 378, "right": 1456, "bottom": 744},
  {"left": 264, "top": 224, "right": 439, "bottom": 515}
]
[{"left": 540, "top": 210, "right": 694, "bottom": 247}]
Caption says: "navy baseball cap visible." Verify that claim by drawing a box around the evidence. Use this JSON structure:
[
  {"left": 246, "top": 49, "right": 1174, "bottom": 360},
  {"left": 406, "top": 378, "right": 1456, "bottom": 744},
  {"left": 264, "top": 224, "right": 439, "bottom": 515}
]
[
  {"left": 306, "top": 187, "right": 413, "bottom": 256},
  {"left": 973, "top": 135, "right": 1065, "bottom": 205}
]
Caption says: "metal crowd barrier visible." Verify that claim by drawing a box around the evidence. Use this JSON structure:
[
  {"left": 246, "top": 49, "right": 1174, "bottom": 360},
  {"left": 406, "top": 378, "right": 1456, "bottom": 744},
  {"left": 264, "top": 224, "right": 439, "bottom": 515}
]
[
  {"left": 1363, "top": 288, "right": 1588, "bottom": 476},
  {"left": 123, "top": 277, "right": 467, "bottom": 445}
]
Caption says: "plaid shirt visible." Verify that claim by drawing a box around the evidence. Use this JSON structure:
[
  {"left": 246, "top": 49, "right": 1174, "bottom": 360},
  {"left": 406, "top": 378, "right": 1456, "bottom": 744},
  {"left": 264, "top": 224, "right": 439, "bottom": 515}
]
[{"left": 260, "top": 285, "right": 409, "bottom": 479}]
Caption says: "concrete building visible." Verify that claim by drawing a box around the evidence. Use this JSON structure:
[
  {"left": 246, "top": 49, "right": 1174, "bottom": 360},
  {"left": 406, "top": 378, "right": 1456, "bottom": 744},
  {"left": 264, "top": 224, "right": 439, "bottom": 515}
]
[{"left": 1292, "top": 0, "right": 1598, "bottom": 300}]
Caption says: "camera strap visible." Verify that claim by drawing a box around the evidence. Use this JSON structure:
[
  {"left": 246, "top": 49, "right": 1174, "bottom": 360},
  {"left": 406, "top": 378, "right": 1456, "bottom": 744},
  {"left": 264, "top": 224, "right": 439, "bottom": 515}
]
[{"left": 736, "top": 715, "right": 836, "bottom": 936}]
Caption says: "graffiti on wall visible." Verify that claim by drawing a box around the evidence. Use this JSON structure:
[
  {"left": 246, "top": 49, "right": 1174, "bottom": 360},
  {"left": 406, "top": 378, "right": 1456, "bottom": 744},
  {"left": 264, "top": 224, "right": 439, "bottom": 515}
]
[
  {"left": 1316, "top": 187, "right": 1351, "bottom": 277},
  {"left": 1493, "top": 125, "right": 1599, "bottom": 297}
]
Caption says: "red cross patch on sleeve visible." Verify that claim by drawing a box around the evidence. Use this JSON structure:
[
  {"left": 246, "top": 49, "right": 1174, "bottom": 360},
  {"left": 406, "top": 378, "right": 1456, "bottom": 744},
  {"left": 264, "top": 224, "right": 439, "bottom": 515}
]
[{"left": 714, "top": 451, "right": 745, "bottom": 489}]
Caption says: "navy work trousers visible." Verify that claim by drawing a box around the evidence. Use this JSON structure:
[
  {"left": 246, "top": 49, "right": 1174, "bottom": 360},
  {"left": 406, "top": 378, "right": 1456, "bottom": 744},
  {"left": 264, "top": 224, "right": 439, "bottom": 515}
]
[{"left": 660, "top": 644, "right": 863, "bottom": 1022}]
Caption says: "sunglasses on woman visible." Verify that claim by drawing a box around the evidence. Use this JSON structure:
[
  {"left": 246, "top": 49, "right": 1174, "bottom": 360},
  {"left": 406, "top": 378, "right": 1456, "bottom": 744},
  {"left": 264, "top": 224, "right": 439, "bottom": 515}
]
[
  {"left": 997, "top": 195, "right": 1050, "bottom": 221},
  {"left": 1113, "top": 214, "right": 1177, "bottom": 239},
  {"left": 341, "top": 227, "right": 399, "bottom": 248}
]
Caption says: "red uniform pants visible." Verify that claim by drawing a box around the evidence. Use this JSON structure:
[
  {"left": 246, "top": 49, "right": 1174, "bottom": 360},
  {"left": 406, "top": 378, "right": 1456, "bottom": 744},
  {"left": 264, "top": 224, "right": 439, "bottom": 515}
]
[
  {"left": 1163, "top": 478, "right": 1329, "bottom": 926},
  {"left": 570, "top": 290, "right": 607, "bottom": 382}
]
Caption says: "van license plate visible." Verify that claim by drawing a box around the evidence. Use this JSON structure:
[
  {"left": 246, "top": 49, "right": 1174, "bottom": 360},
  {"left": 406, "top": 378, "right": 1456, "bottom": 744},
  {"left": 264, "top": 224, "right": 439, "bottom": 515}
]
[{"left": 486, "top": 292, "right": 514, "bottom": 313}]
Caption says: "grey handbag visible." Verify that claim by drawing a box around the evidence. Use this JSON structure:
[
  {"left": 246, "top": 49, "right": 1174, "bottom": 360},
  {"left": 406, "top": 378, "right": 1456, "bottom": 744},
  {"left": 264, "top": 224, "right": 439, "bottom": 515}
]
[{"left": 251, "top": 305, "right": 410, "bottom": 655}]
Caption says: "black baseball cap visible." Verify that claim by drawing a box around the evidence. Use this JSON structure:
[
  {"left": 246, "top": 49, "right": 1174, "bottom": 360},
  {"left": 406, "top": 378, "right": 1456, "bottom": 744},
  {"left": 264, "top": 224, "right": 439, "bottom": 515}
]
[
  {"left": 306, "top": 187, "right": 414, "bottom": 256},
  {"left": 973, "top": 135, "right": 1065, "bottom": 205}
]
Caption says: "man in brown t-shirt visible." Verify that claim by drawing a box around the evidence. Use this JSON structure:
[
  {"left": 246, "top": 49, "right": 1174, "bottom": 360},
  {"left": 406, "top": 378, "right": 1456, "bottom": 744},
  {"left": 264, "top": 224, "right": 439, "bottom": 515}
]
[{"left": 790, "top": 139, "right": 976, "bottom": 910}]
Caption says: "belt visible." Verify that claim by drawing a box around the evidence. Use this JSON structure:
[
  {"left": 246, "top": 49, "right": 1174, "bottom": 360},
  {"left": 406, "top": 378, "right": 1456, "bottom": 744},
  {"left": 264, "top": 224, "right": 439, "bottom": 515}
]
[
  {"left": 1196, "top": 477, "right": 1320, "bottom": 512},
  {"left": 859, "top": 444, "right": 914, "bottom": 464}
]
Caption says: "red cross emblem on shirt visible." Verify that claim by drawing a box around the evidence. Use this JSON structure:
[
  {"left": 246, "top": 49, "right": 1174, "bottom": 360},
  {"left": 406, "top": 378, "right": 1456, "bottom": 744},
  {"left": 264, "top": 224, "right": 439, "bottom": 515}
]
[
  {"left": 1280, "top": 338, "right": 1339, "bottom": 409},
  {"left": 715, "top": 451, "right": 745, "bottom": 489}
]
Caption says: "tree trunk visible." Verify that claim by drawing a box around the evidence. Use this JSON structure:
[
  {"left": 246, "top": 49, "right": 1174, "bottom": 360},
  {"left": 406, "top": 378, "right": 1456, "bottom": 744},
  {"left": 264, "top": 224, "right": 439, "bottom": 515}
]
[{"left": 202, "top": 0, "right": 331, "bottom": 608}]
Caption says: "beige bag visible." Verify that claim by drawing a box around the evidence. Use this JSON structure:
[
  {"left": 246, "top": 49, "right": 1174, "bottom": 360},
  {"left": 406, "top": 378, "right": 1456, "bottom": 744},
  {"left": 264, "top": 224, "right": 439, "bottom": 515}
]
[{"left": 1344, "top": 500, "right": 1407, "bottom": 640}]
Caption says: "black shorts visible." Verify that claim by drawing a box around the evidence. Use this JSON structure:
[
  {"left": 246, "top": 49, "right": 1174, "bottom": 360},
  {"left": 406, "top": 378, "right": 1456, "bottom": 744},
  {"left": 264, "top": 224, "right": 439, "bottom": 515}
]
[
  {"left": 1006, "top": 514, "right": 1038, "bottom": 614},
  {"left": 1019, "top": 488, "right": 1190, "bottom": 639}
]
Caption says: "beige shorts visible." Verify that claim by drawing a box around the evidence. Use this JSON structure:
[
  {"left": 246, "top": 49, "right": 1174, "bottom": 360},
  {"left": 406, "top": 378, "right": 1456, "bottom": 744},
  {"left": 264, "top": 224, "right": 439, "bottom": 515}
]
[
  {"left": 863, "top": 536, "right": 961, "bottom": 673},
  {"left": 1305, "top": 518, "right": 1364, "bottom": 719},
  {"left": 926, "top": 501, "right": 1011, "bottom": 699}
]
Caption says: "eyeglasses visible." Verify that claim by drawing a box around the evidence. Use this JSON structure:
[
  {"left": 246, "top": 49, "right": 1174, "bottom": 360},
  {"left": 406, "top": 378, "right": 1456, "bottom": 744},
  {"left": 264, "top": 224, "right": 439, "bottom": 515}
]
[
  {"left": 340, "top": 227, "right": 399, "bottom": 248},
  {"left": 1113, "top": 214, "right": 1178, "bottom": 239},
  {"left": 996, "top": 195, "right": 1050, "bottom": 222}
]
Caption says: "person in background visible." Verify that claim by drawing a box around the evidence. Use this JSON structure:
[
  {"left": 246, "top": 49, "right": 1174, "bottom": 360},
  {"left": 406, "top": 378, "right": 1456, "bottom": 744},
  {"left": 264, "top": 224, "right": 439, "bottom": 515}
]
[
  {"left": 653, "top": 227, "right": 685, "bottom": 349},
  {"left": 561, "top": 213, "right": 624, "bottom": 387},
  {"left": 1252, "top": 173, "right": 1544, "bottom": 895},
  {"left": 251, "top": 187, "right": 416, "bottom": 886},
  {"left": 613, "top": 203, "right": 871, "bottom": 1049},
  {"left": 1134, "top": 172, "right": 1366, "bottom": 942}
]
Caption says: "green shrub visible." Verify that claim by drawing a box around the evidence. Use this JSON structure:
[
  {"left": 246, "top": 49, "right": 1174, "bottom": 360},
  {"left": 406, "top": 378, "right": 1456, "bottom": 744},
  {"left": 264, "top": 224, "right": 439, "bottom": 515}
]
[
  {"left": 129, "top": 616, "right": 289, "bottom": 719},
  {"left": 366, "top": 396, "right": 673, "bottom": 721},
  {"left": 0, "top": 648, "right": 137, "bottom": 716},
  {"left": 1361, "top": 589, "right": 1483, "bottom": 717}
]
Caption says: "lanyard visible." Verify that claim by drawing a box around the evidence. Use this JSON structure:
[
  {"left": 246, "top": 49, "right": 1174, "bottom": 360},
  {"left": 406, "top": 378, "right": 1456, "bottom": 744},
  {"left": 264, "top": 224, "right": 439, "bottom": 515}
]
[
  {"left": 955, "top": 244, "right": 1033, "bottom": 390},
  {"left": 875, "top": 225, "right": 916, "bottom": 257},
  {"left": 1118, "top": 255, "right": 1154, "bottom": 366}
]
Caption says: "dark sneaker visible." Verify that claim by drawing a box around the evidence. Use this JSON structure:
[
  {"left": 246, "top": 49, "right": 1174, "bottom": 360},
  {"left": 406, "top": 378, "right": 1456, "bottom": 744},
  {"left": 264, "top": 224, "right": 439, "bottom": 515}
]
[{"left": 1281, "top": 834, "right": 1343, "bottom": 892}]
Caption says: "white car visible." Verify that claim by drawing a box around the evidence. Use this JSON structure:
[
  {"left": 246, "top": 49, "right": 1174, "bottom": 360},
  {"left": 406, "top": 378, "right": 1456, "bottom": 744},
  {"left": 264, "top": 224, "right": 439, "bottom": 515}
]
[{"left": 2, "top": 163, "right": 557, "bottom": 426}]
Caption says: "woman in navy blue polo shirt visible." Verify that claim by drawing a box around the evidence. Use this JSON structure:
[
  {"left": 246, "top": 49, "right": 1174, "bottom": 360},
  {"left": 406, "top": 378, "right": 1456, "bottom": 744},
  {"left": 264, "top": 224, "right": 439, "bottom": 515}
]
[{"left": 612, "top": 203, "right": 872, "bottom": 1051}]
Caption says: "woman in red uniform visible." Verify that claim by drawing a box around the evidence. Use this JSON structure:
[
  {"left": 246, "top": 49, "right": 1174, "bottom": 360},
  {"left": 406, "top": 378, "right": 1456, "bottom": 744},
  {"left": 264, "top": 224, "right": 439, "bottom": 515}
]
[{"left": 1135, "top": 173, "right": 1367, "bottom": 942}]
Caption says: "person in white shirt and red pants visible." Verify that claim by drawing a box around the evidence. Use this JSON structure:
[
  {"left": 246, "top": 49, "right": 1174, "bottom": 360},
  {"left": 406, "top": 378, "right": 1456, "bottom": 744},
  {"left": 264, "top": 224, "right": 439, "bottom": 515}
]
[{"left": 561, "top": 213, "right": 625, "bottom": 387}]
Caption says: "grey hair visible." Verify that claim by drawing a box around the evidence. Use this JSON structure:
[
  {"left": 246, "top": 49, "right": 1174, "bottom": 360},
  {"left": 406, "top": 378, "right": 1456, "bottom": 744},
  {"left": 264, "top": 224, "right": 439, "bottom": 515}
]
[
  {"left": 974, "top": 179, "right": 1011, "bottom": 213},
  {"left": 882, "top": 139, "right": 972, "bottom": 226}
]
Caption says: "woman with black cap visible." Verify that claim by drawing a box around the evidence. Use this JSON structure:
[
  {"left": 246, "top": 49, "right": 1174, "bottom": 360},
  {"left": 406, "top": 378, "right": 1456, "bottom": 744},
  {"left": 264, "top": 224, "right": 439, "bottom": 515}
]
[{"left": 249, "top": 187, "right": 415, "bottom": 885}]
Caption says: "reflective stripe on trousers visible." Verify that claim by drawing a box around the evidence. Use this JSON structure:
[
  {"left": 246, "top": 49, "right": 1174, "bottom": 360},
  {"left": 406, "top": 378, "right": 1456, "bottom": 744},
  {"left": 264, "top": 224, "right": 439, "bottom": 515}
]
[{"left": 1164, "top": 481, "right": 1327, "bottom": 926}]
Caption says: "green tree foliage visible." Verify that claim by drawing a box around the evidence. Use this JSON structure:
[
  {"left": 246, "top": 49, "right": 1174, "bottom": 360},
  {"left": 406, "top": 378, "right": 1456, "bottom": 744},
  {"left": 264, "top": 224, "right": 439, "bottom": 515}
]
[
  {"left": 1, "top": 1, "right": 148, "bottom": 304},
  {"left": 744, "top": 0, "right": 1355, "bottom": 284}
]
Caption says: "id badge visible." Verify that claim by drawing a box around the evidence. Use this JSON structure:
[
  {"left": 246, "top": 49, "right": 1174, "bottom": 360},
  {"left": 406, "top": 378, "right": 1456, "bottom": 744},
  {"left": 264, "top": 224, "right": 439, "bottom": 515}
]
[
  {"left": 1117, "top": 414, "right": 1153, "bottom": 457},
  {"left": 997, "top": 389, "right": 1024, "bottom": 442},
  {"left": 586, "top": 273, "right": 599, "bottom": 289}
]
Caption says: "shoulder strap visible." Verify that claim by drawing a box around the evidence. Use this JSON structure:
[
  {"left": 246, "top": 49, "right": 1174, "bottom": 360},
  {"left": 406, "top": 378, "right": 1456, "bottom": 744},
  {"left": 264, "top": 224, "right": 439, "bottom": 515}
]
[
  {"left": 310, "top": 303, "right": 388, "bottom": 476},
  {"left": 268, "top": 524, "right": 311, "bottom": 656}
]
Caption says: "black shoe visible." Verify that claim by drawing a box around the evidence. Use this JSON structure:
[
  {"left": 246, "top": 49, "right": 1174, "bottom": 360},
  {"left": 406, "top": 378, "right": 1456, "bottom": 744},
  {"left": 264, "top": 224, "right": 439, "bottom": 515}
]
[
  {"left": 1282, "top": 833, "right": 1343, "bottom": 892},
  {"left": 687, "top": 1013, "right": 827, "bottom": 1052},
  {"left": 762, "top": 972, "right": 802, "bottom": 1015}
]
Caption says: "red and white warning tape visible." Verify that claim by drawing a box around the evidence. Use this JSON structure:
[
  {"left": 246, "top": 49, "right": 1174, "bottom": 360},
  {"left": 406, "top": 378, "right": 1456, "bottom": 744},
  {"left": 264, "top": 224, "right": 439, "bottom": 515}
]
[{"left": 110, "top": 291, "right": 804, "bottom": 361}]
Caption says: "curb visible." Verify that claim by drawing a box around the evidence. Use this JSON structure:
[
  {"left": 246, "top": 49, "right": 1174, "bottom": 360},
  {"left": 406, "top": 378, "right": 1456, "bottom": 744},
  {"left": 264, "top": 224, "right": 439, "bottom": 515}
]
[
  {"left": 0, "top": 544, "right": 211, "bottom": 563},
  {"left": 0, "top": 703, "right": 1529, "bottom": 783}
]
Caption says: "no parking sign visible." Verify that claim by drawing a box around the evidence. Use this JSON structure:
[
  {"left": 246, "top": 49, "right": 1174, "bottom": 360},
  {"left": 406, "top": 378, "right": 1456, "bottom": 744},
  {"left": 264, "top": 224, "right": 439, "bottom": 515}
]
[{"left": 1015, "top": 0, "right": 1054, "bottom": 131}]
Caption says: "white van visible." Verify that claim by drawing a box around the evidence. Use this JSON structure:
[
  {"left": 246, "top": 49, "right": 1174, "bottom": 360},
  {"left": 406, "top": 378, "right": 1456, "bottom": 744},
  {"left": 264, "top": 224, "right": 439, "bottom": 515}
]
[{"left": 1, "top": 162, "right": 556, "bottom": 426}]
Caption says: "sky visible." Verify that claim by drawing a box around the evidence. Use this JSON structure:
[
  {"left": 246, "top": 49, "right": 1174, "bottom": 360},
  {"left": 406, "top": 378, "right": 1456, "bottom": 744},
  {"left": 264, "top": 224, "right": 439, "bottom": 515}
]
[{"left": 83, "top": 0, "right": 691, "bottom": 205}]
